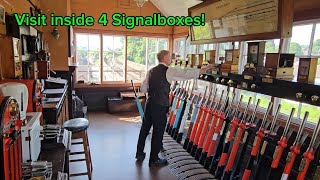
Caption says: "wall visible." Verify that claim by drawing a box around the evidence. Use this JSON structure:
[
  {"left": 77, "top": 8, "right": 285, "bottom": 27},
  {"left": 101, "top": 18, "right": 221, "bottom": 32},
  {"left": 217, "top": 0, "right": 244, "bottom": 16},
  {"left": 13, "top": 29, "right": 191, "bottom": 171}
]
[
  {"left": 0, "top": 0, "right": 70, "bottom": 71},
  {"left": 294, "top": 0, "right": 320, "bottom": 21},
  {"left": 40, "top": 0, "right": 70, "bottom": 71},
  {"left": 71, "top": 0, "right": 173, "bottom": 35},
  {"left": 173, "top": 26, "right": 189, "bottom": 38},
  {"left": 75, "top": 85, "right": 142, "bottom": 111},
  {"left": 0, "top": 0, "right": 40, "bottom": 34}
]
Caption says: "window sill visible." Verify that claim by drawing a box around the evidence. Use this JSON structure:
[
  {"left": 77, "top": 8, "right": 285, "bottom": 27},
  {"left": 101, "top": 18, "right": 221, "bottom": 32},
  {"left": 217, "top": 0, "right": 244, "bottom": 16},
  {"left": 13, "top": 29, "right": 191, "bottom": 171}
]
[{"left": 75, "top": 82, "right": 141, "bottom": 89}]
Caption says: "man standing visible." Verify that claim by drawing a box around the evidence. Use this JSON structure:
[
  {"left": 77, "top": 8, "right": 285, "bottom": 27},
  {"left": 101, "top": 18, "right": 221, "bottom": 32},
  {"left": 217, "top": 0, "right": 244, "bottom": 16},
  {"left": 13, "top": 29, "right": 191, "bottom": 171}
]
[{"left": 136, "top": 50, "right": 213, "bottom": 167}]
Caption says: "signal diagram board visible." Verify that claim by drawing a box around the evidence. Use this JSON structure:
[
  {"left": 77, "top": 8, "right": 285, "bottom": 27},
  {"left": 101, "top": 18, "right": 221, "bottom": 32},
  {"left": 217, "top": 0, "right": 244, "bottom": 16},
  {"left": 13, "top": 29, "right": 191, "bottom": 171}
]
[{"left": 189, "top": 0, "right": 293, "bottom": 44}]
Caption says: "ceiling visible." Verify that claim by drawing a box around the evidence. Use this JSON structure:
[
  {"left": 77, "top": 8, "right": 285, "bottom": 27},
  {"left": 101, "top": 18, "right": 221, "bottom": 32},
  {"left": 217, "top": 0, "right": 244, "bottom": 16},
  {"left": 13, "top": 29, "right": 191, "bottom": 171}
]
[{"left": 150, "top": 0, "right": 202, "bottom": 17}]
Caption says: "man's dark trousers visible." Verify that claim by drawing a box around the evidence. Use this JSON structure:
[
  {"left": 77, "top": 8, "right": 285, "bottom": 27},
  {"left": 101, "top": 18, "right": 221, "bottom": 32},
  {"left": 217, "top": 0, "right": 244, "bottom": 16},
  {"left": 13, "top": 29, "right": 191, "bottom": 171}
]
[{"left": 136, "top": 99, "right": 168, "bottom": 162}]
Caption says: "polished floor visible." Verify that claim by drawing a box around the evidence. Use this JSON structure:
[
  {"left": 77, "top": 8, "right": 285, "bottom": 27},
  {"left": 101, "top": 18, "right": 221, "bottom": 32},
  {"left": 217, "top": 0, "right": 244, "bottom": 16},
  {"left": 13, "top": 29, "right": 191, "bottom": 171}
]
[{"left": 69, "top": 112, "right": 178, "bottom": 180}]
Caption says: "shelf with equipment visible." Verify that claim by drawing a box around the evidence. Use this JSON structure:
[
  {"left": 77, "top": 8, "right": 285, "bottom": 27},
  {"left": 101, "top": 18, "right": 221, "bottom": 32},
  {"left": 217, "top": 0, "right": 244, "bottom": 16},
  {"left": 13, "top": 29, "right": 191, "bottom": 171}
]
[{"left": 197, "top": 70, "right": 320, "bottom": 107}]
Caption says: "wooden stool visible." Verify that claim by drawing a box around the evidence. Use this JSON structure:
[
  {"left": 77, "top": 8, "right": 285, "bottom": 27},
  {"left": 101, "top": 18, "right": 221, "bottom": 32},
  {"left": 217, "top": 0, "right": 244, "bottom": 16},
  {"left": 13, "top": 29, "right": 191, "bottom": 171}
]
[{"left": 63, "top": 118, "right": 93, "bottom": 179}]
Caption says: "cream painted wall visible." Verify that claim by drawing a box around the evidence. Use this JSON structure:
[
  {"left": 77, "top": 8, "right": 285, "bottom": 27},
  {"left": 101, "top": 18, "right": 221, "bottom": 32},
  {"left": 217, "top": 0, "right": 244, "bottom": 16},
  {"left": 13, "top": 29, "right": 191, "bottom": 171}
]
[{"left": 71, "top": 0, "right": 173, "bottom": 35}]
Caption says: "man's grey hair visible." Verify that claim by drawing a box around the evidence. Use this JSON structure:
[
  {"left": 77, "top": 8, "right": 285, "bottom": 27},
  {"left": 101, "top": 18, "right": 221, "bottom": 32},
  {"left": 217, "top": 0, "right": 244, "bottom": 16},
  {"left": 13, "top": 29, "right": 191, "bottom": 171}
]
[{"left": 157, "top": 50, "right": 170, "bottom": 62}]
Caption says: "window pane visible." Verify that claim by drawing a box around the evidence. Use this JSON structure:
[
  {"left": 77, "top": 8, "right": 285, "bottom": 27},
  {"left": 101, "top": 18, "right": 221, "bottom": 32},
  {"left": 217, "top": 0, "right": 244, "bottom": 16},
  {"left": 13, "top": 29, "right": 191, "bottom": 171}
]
[
  {"left": 76, "top": 66, "right": 89, "bottom": 82},
  {"left": 159, "top": 38, "right": 168, "bottom": 50},
  {"left": 147, "top": 38, "right": 168, "bottom": 71},
  {"left": 103, "top": 36, "right": 114, "bottom": 51},
  {"left": 195, "top": 80, "right": 211, "bottom": 95},
  {"left": 89, "top": 35, "right": 100, "bottom": 51},
  {"left": 76, "top": 33, "right": 101, "bottom": 83},
  {"left": 199, "top": 44, "right": 216, "bottom": 54},
  {"left": 147, "top": 38, "right": 158, "bottom": 71},
  {"left": 218, "top": 42, "right": 233, "bottom": 59},
  {"left": 76, "top": 34, "right": 88, "bottom": 50},
  {"left": 300, "top": 103, "right": 320, "bottom": 123},
  {"left": 256, "top": 94, "right": 272, "bottom": 109},
  {"left": 127, "top": 36, "right": 147, "bottom": 82},
  {"left": 174, "top": 38, "right": 186, "bottom": 59},
  {"left": 312, "top": 23, "right": 320, "bottom": 56},
  {"left": 186, "top": 37, "right": 196, "bottom": 54},
  {"left": 88, "top": 51, "right": 100, "bottom": 66},
  {"left": 89, "top": 66, "right": 100, "bottom": 83},
  {"left": 265, "top": 39, "right": 280, "bottom": 53},
  {"left": 103, "top": 35, "right": 125, "bottom": 81},
  {"left": 240, "top": 90, "right": 255, "bottom": 105},
  {"left": 76, "top": 50, "right": 88, "bottom": 65},
  {"left": 279, "top": 99, "right": 299, "bottom": 117},
  {"left": 289, "top": 24, "right": 313, "bottom": 56}
]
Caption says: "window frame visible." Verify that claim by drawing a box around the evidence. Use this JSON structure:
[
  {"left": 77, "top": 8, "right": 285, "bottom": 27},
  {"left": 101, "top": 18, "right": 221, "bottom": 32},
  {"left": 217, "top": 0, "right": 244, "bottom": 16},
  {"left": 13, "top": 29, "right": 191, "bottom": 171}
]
[{"left": 74, "top": 32, "right": 170, "bottom": 84}]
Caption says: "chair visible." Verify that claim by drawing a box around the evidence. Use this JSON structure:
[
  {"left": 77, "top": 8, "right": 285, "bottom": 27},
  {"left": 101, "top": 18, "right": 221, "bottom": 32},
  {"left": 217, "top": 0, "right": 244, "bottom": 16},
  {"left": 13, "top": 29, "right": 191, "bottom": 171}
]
[{"left": 63, "top": 118, "right": 92, "bottom": 179}]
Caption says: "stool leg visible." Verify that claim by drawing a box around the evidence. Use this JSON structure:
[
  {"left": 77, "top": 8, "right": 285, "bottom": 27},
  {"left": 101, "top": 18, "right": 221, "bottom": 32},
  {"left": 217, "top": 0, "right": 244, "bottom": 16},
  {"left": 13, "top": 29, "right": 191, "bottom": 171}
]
[
  {"left": 83, "top": 131, "right": 92, "bottom": 179},
  {"left": 85, "top": 130, "right": 93, "bottom": 171}
]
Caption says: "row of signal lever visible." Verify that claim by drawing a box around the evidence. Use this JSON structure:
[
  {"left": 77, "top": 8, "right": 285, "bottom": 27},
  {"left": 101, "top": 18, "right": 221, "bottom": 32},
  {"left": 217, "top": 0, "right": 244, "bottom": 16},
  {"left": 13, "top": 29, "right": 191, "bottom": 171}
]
[{"left": 165, "top": 80, "right": 320, "bottom": 180}]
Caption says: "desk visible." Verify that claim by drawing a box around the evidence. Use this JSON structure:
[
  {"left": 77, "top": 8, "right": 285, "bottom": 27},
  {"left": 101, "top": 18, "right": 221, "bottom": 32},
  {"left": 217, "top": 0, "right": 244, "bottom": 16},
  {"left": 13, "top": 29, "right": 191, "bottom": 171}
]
[
  {"left": 39, "top": 130, "right": 71, "bottom": 180},
  {"left": 42, "top": 85, "right": 69, "bottom": 125}
]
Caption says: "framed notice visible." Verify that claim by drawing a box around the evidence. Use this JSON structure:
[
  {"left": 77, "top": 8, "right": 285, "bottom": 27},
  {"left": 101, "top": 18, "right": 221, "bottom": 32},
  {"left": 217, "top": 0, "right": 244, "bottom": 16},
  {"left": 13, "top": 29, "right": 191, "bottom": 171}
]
[
  {"left": 188, "top": 0, "right": 293, "bottom": 44},
  {"left": 0, "top": 5, "right": 5, "bottom": 24}
]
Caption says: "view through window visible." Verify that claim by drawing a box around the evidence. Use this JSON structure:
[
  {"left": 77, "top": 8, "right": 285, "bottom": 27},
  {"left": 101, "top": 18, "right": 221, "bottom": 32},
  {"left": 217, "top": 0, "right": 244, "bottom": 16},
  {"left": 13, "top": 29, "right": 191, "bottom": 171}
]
[
  {"left": 103, "top": 35, "right": 125, "bottom": 82},
  {"left": 75, "top": 33, "right": 168, "bottom": 83},
  {"left": 76, "top": 33, "right": 101, "bottom": 83},
  {"left": 127, "top": 37, "right": 168, "bottom": 82}
]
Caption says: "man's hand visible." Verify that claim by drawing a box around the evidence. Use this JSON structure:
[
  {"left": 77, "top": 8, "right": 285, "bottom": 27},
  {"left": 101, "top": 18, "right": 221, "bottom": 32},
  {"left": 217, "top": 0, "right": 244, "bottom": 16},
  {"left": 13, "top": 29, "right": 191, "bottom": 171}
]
[{"left": 200, "top": 64, "right": 214, "bottom": 74}]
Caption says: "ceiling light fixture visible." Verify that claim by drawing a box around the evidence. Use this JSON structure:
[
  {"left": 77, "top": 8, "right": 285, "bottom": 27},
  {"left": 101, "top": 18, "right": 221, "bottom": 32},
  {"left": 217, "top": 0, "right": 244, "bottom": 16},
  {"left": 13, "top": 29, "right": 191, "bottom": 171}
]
[{"left": 134, "top": 0, "right": 148, "bottom": 7}]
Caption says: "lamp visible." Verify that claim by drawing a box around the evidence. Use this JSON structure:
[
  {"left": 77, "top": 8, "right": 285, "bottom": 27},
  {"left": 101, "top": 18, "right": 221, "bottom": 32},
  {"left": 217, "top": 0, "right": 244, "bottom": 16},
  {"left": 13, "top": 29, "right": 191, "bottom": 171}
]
[
  {"left": 51, "top": 27, "right": 60, "bottom": 39},
  {"left": 134, "top": 0, "right": 148, "bottom": 7},
  {"left": 45, "top": 8, "right": 60, "bottom": 40}
]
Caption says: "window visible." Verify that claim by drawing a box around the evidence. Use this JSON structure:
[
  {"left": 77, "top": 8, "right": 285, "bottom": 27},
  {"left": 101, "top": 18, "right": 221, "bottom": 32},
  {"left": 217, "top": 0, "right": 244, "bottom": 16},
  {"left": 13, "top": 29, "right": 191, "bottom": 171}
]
[
  {"left": 76, "top": 33, "right": 101, "bottom": 83},
  {"left": 300, "top": 103, "right": 320, "bottom": 123},
  {"left": 75, "top": 33, "right": 168, "bottom": 83},
  {"left": 218, "top": 42, "right": 233, "bottom": 58},
  {"left": 174, "top": 37, "right": 186, "bottom": 59},
  {"left": 289, "top": 25, "right": 313, "bottom": 56},
  {"left": 273, "top": 21, "right": 320, "bottom": 124},
  {"left": 127, "top": 36, "right": 168, "bottom": 82},
  {"left": 186, "top": 36, "right": 197, "bottom": 55},
  {"left": 173, "top": 37, "right": 216, "bottom": 61},
  {"left": 256, "top": 94, "right": 272, "bottom": 109},
  {"left": 240, "top": 90, "right": 255, "bottom": 105},
  {"left": 265, "top": 39, "right": 280, "bottom": 53},
  {"left": 103, "top": 35, "right": 125, "bottom": 81},
  {"left": 199, "top": 44, "right": 216, "bottom": 54},
  {"left": 312, "top": 23, "right": 320, "bottom": 56}
]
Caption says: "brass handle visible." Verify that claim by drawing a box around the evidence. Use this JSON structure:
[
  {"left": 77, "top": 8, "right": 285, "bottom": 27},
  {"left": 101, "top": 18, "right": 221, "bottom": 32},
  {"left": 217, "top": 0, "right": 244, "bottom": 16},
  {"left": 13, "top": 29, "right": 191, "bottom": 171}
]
[
  {"left": 251, "top": 84, "right": 257, "bottom": 89},
  {"left": 311, "top": 95, "right": 319, "bottom": 102},
  {"left": 228, "top": 80, "right": 234, "bottom": 86},
  {"left": 296, "top": 93, "right": 303, "bottom": 99}
]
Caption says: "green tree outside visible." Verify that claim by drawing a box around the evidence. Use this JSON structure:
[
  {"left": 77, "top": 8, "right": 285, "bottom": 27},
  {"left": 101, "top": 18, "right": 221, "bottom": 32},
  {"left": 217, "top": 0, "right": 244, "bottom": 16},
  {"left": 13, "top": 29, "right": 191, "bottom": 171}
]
[
  {"left": 312, "top": 39, "right": 320, "bottom": 56},
  {"left": 289, "top": 42, "right": 303, "bottom": 56}
]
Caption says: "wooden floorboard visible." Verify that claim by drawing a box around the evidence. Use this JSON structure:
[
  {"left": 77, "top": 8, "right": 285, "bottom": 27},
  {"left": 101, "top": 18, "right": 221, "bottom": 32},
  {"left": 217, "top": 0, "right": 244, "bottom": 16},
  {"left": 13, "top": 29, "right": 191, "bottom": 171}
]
[{"left": 69, "top": 112, "right": 178, "bottom": 180}]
